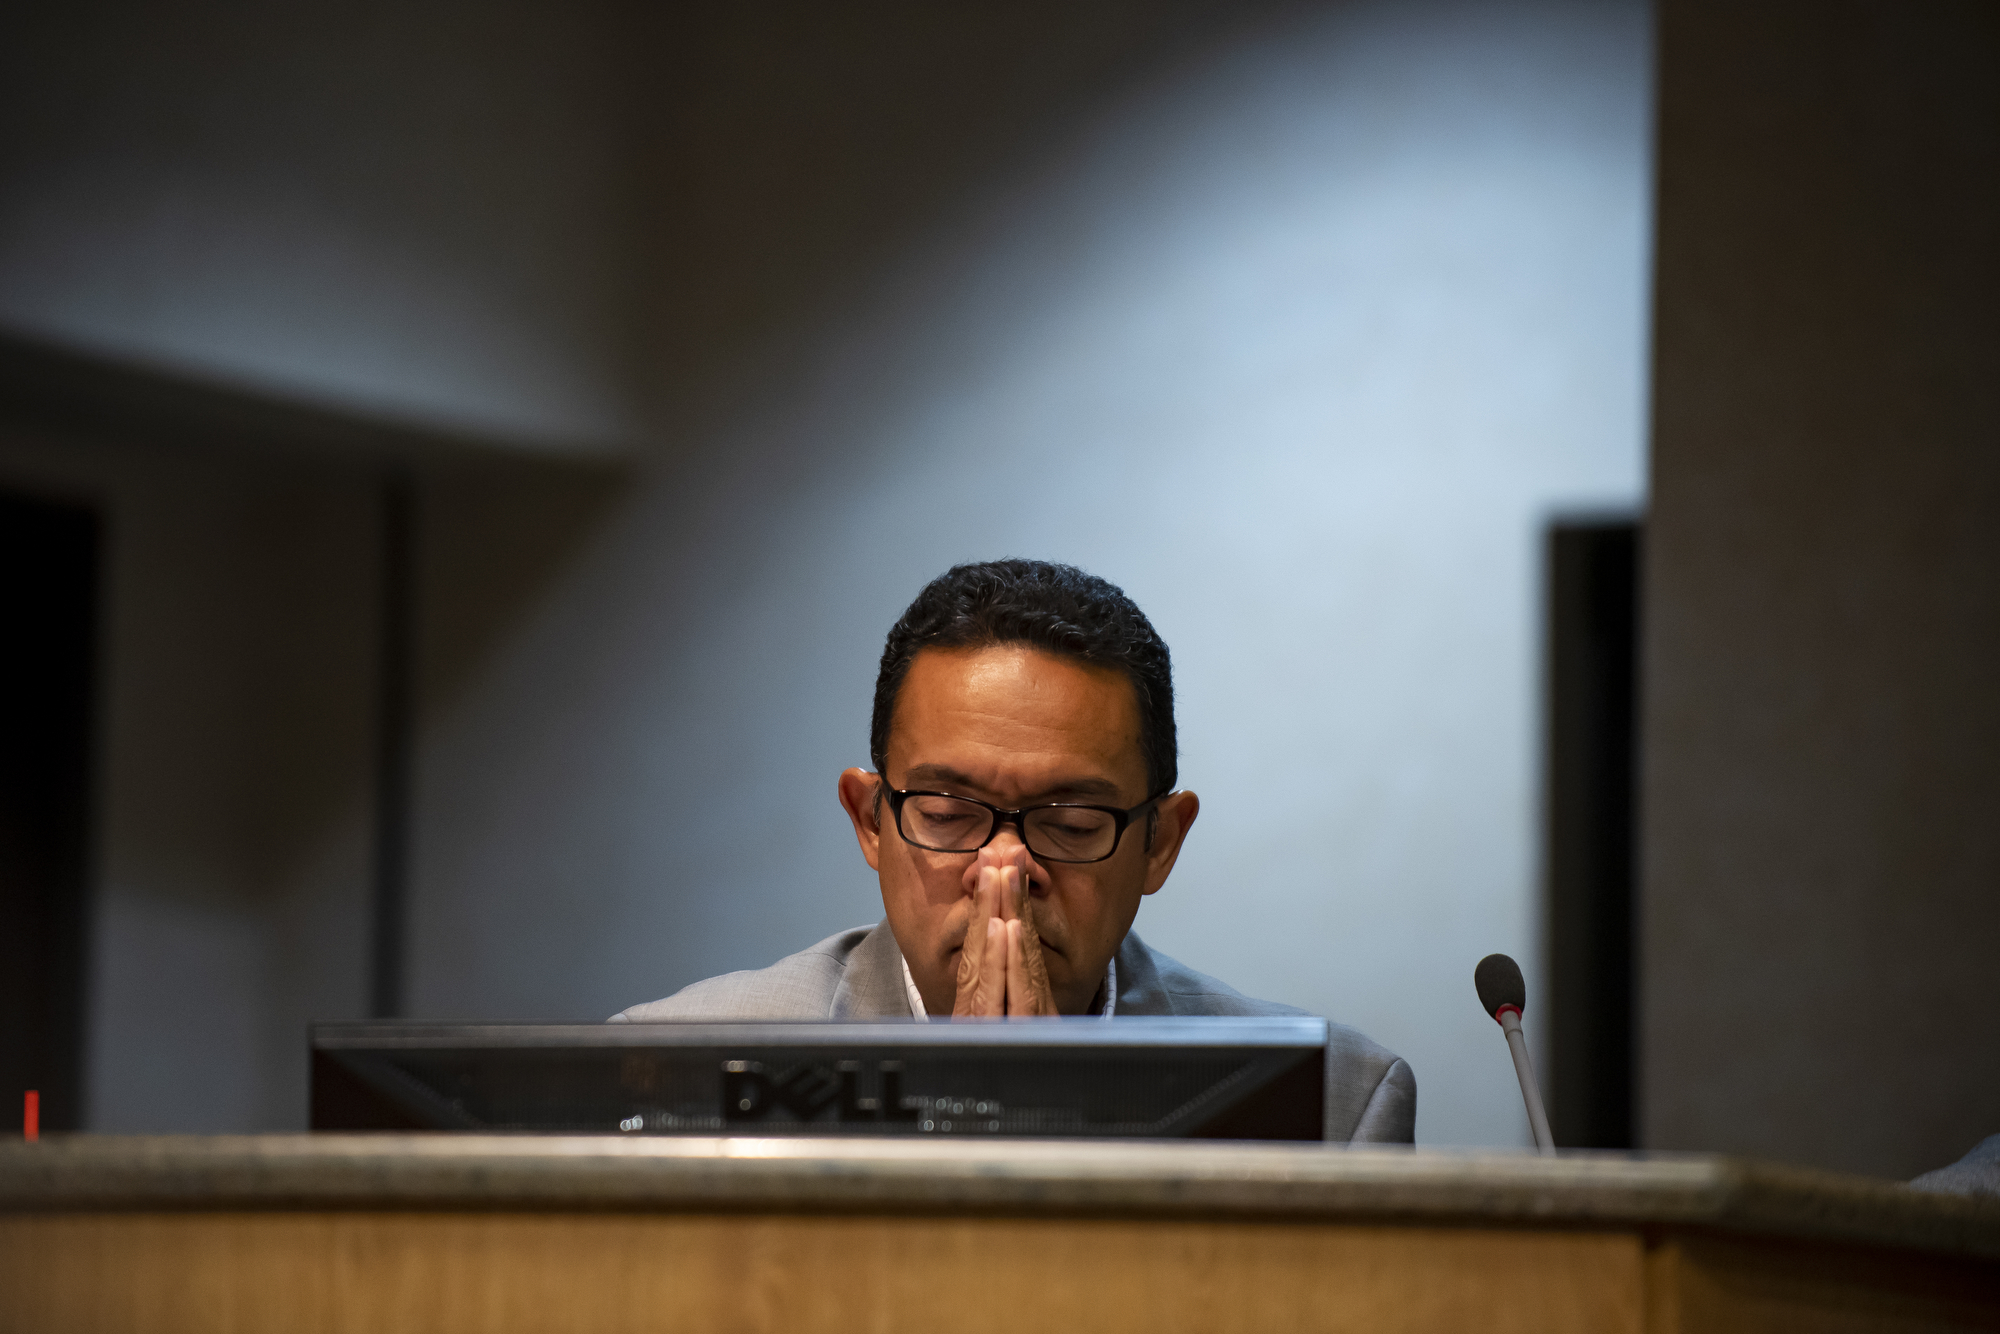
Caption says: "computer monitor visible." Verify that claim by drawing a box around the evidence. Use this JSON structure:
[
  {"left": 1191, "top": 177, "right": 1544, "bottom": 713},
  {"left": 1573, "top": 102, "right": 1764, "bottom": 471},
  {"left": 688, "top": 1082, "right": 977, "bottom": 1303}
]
[{"left": 311, "top": 1017, "right": 1327, "bottom": 1140}]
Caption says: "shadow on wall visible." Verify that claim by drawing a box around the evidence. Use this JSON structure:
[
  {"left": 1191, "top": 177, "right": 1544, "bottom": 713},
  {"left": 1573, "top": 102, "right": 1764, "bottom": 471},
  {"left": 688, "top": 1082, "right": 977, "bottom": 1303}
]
[
  {"left": 628, "top": 0, "right": 1320, "bottom": 430},
  {"left": 0, "top": 0, "right": 654, "bottom": 451},
  {"left": 421, "top": 461, "right": 631, "bottom": 719}
]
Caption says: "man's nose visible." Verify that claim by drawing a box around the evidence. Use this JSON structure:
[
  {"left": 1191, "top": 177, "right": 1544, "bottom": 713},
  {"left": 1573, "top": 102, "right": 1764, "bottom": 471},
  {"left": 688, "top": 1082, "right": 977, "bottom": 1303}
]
[
  {"left": 973, "top": 825, "right": 1045, "bottom": 892},
  {"left": 984, "top": 824, "right": 1030, "bottom": 857}
]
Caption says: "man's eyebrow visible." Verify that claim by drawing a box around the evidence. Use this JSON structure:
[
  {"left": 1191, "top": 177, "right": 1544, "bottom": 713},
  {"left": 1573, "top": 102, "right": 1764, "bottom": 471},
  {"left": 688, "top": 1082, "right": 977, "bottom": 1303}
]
[
  {"left": 899, "top": 763, "right": 980, "bottom": 789},
  {"left": 1037, "top": 776, "right": 1124, "bottom": 799},
  {"left": 899, "top": 764, "right": 1125, "bottom": 801}
]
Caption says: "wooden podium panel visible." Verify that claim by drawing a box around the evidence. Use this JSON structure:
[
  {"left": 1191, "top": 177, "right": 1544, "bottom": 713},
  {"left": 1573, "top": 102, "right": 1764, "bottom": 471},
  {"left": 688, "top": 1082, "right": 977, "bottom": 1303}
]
[
  {"left": 3, "top": 1214, "right": 1648, "bottom": 1334},
  {"left": 1646, "top": 1234, "right": 2000, "bottom": 1334},
  {"left": 2, "top": 1138, "right": 1995, "bottom": 1334}
]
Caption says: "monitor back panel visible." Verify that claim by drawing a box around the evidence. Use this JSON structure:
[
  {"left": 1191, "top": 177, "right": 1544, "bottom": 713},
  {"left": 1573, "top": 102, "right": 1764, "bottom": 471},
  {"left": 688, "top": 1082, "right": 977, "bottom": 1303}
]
[{"left": 311, "top": 1018, "right": 1327, "bottom": 1141}]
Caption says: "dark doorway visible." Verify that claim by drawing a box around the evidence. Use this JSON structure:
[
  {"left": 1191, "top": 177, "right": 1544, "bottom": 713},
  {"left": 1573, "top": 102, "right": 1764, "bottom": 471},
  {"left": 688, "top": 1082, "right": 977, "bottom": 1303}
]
[
  {"left": 1543, "top": 519, "right": 1639, "bottom": 1150},
  {"left": 0, "top": 489, "right": 100, "bottom": 1133}
]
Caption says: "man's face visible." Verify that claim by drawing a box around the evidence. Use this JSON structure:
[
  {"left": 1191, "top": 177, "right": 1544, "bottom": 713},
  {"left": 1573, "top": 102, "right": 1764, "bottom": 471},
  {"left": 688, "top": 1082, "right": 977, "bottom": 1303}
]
[{"left": 837, "top": 643, "right": 1198, "bottom": 1015}]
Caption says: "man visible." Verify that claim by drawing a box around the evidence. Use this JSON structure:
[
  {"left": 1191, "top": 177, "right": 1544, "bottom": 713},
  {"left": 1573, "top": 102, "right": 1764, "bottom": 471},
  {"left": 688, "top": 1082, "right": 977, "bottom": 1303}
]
[{"left": 614, "top": 559, "right": 1416, "bottom": 1143}]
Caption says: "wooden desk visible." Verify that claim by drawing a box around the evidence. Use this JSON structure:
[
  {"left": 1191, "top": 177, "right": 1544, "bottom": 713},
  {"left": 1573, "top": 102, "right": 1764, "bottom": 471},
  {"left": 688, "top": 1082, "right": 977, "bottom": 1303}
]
[{"left": 3, "top": 1136, "right": 1997, "bottom": 1332}]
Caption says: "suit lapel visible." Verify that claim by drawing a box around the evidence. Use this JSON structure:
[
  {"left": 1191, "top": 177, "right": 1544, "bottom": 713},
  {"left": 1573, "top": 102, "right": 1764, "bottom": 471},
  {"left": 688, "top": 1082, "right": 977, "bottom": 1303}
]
[
  {"left": 1110, "top": 930, "right": 1179, "bottom": 1016},
  {"left": 829, "top": 921, "right": 915, "bottom": 1019}
]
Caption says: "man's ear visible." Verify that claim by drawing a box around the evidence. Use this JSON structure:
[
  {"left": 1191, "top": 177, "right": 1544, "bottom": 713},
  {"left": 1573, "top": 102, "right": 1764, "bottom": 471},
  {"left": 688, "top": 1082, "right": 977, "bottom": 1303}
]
[
  {"left": 838, "top": 768, "right": 884, "bottom": 871},
  {"left": 1140, "top": 790, "right": 1199, "bottom": 896}
]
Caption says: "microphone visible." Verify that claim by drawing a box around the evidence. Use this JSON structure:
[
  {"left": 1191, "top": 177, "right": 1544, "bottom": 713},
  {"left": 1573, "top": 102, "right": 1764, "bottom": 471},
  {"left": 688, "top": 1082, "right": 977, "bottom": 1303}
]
[{"left": 1475, "top": 953, "right": 1554, "bottom": 1154}]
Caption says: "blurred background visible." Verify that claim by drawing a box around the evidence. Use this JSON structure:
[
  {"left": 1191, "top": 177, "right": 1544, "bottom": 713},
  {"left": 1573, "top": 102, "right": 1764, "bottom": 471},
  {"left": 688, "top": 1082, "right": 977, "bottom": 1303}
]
[{"left": 0, "top": 0, "right": 1993, "bottom": 1177}]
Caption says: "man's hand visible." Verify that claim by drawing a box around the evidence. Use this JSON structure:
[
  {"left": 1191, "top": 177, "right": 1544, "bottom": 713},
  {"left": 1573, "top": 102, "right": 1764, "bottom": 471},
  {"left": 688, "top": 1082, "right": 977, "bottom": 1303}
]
[{"left": 951, "top": 861, "right": 1059, "bottom": 1017}]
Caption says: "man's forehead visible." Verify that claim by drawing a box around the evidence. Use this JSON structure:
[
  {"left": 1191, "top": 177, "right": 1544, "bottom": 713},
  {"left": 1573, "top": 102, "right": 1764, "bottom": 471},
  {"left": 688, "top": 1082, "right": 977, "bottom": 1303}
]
[
  {"left": 885, "top": 644, "right": 1146, "bottom": 792},
  {"left": 895, "top": 643, "right": 1138, "bottom": 727}
]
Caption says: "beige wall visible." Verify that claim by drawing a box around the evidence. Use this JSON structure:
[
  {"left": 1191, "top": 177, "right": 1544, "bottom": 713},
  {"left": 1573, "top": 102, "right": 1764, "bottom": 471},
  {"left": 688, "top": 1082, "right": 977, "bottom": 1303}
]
[{"left": 1642, "top": 1, "right": 2000, "bottom": 1177}]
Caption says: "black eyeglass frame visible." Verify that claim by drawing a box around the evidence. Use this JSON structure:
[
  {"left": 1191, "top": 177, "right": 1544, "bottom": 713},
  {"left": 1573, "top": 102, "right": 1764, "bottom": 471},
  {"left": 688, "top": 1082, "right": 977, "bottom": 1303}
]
[{"left": 880, "top": 784, "right": 1166, "bottom": 864}]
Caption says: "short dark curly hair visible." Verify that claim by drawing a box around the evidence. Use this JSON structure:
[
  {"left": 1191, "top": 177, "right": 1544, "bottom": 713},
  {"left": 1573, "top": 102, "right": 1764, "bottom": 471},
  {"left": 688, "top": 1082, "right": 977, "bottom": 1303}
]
[{"left": 870, "top": 559, "right": 1177, "bottom": 798}]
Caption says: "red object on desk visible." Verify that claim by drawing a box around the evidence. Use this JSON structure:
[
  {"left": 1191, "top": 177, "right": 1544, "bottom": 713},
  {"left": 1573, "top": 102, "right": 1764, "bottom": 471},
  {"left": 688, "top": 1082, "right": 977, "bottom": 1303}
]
[{"left": 22, "top": 1090, "right": 37, "bottom": 1142}]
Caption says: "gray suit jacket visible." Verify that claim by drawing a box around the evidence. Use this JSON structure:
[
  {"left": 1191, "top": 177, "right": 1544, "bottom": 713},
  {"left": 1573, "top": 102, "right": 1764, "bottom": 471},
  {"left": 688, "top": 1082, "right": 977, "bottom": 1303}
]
[{"left": 613, "top": 922, "right": 1417, "bottom": 1144}]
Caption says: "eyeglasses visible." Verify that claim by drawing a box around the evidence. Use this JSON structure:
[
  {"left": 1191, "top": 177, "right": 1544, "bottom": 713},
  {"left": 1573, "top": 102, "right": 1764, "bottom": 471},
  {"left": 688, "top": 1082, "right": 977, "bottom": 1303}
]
[{"left": 881, "top": 784, "right": 1163, "bottom": 864}]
